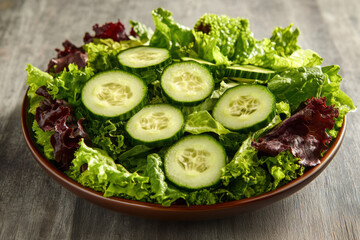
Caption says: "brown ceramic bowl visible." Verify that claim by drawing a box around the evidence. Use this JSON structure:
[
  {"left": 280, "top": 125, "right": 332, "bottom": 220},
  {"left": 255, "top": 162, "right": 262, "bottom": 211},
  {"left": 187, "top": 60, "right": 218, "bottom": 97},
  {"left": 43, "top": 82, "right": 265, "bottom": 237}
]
[{"left": 21, "top": 91, "right": 347, "bottom": 221}]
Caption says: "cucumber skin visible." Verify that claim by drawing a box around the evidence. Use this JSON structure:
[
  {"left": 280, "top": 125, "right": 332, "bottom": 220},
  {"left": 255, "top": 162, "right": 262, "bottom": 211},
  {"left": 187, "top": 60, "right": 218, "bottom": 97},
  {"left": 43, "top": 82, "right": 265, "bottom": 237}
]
[
  {"left": 125, "top": 105, "right": 186, "bottom": 148},
  {"left": 164, "top": 134, "right": 226, "bottom": 191},
  {"left": 81, "top": 70, "right": 148, "bottom": 121},
  {"left": 126, "top": 124, "right": 185, "bottom": 148},
  {"left": 225, "top": 65, "right": 276, "bottom": 81},
  {"left": 117, "top": 46, "right": 172, "bottom": 72},
  {"left": 161, "top": 88, "right": 213, "bottom": 107},
  {"left": 213, "top": 85, "right": 276, "bottom": 133},
  {"left": 81, "top": 98, "right": 147, "bottom": 121},
  {"left": 160, "top": 61, "right": 215, "bottom": 106}
]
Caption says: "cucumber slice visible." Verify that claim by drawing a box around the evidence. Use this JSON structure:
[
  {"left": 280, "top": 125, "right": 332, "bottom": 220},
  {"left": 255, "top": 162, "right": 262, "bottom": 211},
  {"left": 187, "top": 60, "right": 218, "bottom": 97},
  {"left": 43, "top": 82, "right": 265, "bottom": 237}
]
[
  {"left": 126, "top": 104, "right": 185, "bottom": 147},
  {"left": 226, "top": 64, "right": 275, "bottom": 80},
  {"left": 164, "top": 135, "right": 226, "bottom": 190},
  {"left": 160, "top": 61, "right": 214, "bottom": 106},
  {"left": 181, "top": 57, "right": 217, "bottom": 71},
  {"left": 212, "top": 85, "right": 276, "bottom": 132},
  {"left": 117, "top": 46, "right": 171, "bottom": 72},
  {"left": 181, "top": 57, "right": 226, "bottom": 83},
  {"left": 81, "top": 70, "right": 147, "bottom": 120}
]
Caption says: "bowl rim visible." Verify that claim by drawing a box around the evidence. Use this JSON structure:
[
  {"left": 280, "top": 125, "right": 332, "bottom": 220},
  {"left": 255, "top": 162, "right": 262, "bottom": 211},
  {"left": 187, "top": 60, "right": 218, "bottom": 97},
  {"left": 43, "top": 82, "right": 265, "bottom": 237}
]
[{"left": 21, "top": 90, "right": 347, "bottom": 213}]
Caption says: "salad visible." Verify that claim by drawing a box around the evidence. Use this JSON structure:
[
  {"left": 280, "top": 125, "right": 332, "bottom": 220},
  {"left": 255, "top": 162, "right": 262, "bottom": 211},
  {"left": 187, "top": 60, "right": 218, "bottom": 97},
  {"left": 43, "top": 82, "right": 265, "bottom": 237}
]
[{"left": 25, "top": 8, "right": 355, "bottom": 206}]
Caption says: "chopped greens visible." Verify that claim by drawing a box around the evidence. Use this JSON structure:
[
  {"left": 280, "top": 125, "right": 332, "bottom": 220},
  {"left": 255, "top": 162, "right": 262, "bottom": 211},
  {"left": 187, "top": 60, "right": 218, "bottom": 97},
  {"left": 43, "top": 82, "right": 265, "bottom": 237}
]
[{"left": 25, "top": 8, "right": 355, "bottom": 207}]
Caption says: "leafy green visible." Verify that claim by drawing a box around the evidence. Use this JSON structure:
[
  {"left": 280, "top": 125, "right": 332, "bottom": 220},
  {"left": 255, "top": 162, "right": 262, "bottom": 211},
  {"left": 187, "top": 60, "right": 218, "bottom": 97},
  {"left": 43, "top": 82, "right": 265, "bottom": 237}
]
[
  {"left": 129, "top": 20, "right": 154, "bottom": 43},
  {"left": 26, "top": 9, "right": 355, "bottom": 207},
  {"left": 83, "top": 119, "right": 127, "bottom": 160},
  {"left": 233, "top": 24, "right": 323, "bottom": 70},
  {"left": 270, "top": 23, "right": 300, "bottom": 57},
  {"left": 184, "top": 110, "right": 231, "bottom": 135},
  {"left": 221, "top": 115, "right": 283, "bottom": 185},
  {"left": 32, "top": 120, "right": 54, "bottom": 160},
  {"left": 268, "top": 66, "right": 325, "bottom": 111},
  {"left": 150, "top": 8, "right": 194, "bottom": 58},
  {"left": 118, "top": 145, "right": 153, "bottom": 162},
  {"left": 222, "top": 123, "right": 304, "bottom": 199},
  {"left": 67, "top": 139, "right": 150, "bottom": 200},
  {"left": 260, "top": 151, "right": 305, "bottom": 190},
  {"left": 146, "top": 154, "right": 186, "bottom": 206},
  {"left": 180, "top": 97, "right": 217, "bottom": 116},
  {"left": 193, "top": 14, "right": 250, "bottom": 65},
  {"left": 218, "top": 132, "right": 248, "bottom": 156},
  {"left": 276, "top": 101, "right": 291, "bottom": 119},
  {"left": 321, "top": 65, "right": 356, "bottom": 132},
  {"left": 25, "top": 64, "right": 54, "bottom": 114},
  {"left": 210, "top": 80, "right": 239, "bottom": 99},
  {"left": 227, "top": 164, "right": 270, "bottom": 199},
  {"left": 186, "top": 189, "right": 218, "bottom": 205},
  {"left": 25, "top": 63, "right": 94, "bottom": 110},
  {"left": 84, "top": 38, "right": 143, "bottom": 72},
  {"left": 49, "top": 64, "right": 94, "bottom": 106}
]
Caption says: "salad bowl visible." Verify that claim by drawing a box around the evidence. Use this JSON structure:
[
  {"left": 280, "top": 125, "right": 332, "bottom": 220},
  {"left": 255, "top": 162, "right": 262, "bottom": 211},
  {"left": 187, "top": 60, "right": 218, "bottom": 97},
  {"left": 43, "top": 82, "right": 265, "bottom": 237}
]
[{"left": 21, "top": 90, "right": 347, "bottom": 221}]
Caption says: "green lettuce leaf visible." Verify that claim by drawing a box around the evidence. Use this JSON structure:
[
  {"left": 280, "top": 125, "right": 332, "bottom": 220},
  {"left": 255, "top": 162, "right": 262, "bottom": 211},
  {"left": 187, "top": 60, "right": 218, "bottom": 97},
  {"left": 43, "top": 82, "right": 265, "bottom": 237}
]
[
  {"left": 227, "top": 164, "right": 270, "bottom": 199},
  {"left": 32, "top": 120, "right": 54, "bottom": 160},
  {"left": 276, "top": 101, "right": 291, "bottom": 119},
  {"left": 25, "top": 64, "right": 54, "bottom": 114},
  {"left": 219, "top": 132, "right": 248, "bottom": 156},
  {"left": 260, "top": 151, "right": 304, "bottom": 190},
  {"left": 193, "top": 14, "right": 250, "bottom": 65},
  {"left": 66, "top": 139, "right": 150, "bottom": 200},
  {"left": 26, "top": 63, "right": 94, "bottom": 110},
  {"left": 146, "top": 153, "right": 186, "bottom": 206},
  {"left": 49, "top": 64, "right": 94, "bottom": 106},
  {"left": 184, "top": 110, "right": 231, "bottom": 135},
  {"left": 84, "top": 38, "right": 143, "bottom": 72},
  {"left": 150, "top": 8, "right": 194, "bottom": 58},
  {"left": 221, "top": 115, "right": 283, "bottom": 185},
  {"left": 321, "top": 65, "right": 356, "bottom": 133},
  {"left": 83, "top": 119, "right": 127, "bottom": 160},
  {"left": 129, "top": 20, "right": 154, "bottom": 43},
  {"left": 268, "top": 66, "right": 325, "bottom": 111},
  {"left": 233, "top": 24, "right": 322, "bottom": 70},
  {"left": 270, "top": 23, "right": 300, "bottom": 57}
]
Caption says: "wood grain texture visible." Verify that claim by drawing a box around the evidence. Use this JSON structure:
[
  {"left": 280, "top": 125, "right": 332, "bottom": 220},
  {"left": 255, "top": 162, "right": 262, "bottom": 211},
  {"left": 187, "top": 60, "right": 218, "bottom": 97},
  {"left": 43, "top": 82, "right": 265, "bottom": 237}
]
[{"left": 0, "top": 0, "right": 359, "bottom": 239}]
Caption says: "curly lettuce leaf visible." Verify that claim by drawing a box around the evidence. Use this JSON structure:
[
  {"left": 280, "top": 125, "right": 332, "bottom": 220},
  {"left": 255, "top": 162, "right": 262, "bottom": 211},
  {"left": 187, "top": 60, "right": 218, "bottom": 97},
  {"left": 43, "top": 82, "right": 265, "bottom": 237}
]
[
  {"left": 129, "top": 20, "right": 154, "bottom": 43},
  {"left": 227, "top": 164, "right": 270, "bottom": 199},
  {"left": 233, "top": 24, "right": 322, "bottom": 70},
  {"left": 66, "top": 139, "right": 150, "bottom": 200},
  {"left": 260, "top": 151, "right": 304, "bottom": 190},
  {"left": 49, "top": 64, "right": 94, "bottom": 106},
  {"left": 270, "top": 23, "right": 301, "bottom": 57},
  {"left": 321, "top": 65, "right": 356, "bottom": 133},
  {"left": 184, "top": 110, "right": 231, "bottom": 135},
  {"left": 83, "top": 119, "right": 127, "bottom": 160},
  {"left": 221, "top": 117, "right": 304, "bottom": 199},
  {"left": 83, "top": 38, "right": 142, "bottom": 72},
  {"left": 146, "top": 154, "right": 186, "bottom": 206},
  {"left": 25, "top": 64, "right": 54, "bottom": 114},
  {"left": 221, "top": 114, "right": 283, "bottom": 185},
  {"left": 32, "top": 120, "right": 54, "bottom": 160},
  {"left": 150, "top": 8, "right": 194, "bottom": 57},
  {"left": 193, "top": 14, "right": 250, "bottom": 65}
]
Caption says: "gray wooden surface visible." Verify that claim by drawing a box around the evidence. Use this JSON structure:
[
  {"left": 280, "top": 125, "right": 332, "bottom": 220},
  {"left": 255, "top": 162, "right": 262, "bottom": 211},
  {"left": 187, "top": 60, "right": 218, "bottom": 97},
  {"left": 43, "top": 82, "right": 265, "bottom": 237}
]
[{"left": 0, "top": 0, "right": 359, "bottom": 239}]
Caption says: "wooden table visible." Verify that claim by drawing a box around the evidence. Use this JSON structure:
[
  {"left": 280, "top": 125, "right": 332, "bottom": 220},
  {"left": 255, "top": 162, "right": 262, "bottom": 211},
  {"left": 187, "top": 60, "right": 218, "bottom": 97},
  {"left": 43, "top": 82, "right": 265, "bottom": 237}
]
[{"left": 1, "top": 0, "right": 359, "bottom": 239}]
